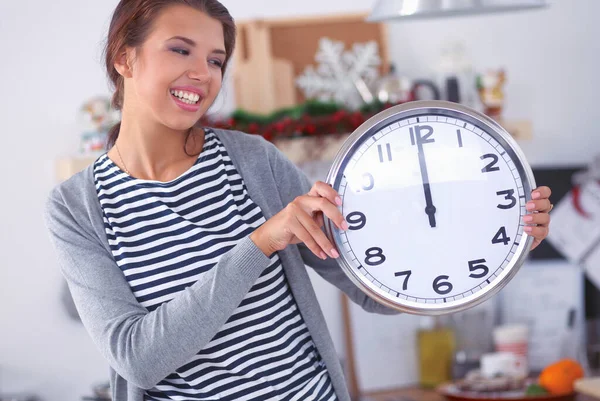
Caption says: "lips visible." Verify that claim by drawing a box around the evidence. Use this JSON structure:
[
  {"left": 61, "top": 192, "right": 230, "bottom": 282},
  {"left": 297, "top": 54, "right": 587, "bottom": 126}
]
[{"left": 169, "top": 86, "right": 206, "bottom": 112}]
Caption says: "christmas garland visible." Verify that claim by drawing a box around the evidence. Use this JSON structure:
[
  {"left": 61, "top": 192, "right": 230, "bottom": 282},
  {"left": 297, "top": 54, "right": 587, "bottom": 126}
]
[{"left": 199, "top": 100, "right": 403, "bottom": 142}]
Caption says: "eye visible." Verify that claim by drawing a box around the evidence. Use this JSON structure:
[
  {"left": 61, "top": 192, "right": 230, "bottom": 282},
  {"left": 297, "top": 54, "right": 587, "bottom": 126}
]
[
  {"left": 171, "top": 48, "right": 190, "bottom": 56},
  {"left": 209, "top": 59, "right": 224, "bottom": 68}
]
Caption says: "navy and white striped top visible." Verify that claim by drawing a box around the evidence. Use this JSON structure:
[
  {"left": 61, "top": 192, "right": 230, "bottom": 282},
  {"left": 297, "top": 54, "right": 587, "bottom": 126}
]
[{"left": 93, "top": 130, "right": 338, "bottom": 401}]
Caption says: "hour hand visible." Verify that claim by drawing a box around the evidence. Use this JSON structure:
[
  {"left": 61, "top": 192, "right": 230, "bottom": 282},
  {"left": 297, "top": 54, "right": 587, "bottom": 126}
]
[
  {"left": 413, "top": 125, "right": 437, "bottom": 228},
  {"left": 425, "top": 199, "right": 437, "bottom": 228}
]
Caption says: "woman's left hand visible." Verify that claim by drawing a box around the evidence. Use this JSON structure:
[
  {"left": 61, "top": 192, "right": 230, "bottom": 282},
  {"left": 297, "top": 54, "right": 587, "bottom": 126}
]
[{"left": 524, "top": 186, "right": 552, "bottom": 250}]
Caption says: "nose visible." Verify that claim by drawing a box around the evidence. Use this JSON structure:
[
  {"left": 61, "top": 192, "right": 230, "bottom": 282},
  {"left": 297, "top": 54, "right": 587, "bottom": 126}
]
[{"left": 188, "top": 60, "right": 211, "bottom": 83}]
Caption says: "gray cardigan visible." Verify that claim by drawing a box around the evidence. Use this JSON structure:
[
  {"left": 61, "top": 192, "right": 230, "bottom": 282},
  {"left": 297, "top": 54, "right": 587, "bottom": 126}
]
[{"left": 44, "top": 129, "right": 397, "bottom": 401}]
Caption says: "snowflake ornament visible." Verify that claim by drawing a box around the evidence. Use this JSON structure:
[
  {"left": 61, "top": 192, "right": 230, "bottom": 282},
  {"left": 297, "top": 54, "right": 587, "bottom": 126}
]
[{"left": 296, "top": 37, "right": 381, "bottom": 110}]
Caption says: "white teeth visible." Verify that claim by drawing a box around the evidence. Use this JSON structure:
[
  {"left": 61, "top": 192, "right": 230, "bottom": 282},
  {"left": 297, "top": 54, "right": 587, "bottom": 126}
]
[{"left": 170, "top": 90, "right": 201, "bottom": 104}]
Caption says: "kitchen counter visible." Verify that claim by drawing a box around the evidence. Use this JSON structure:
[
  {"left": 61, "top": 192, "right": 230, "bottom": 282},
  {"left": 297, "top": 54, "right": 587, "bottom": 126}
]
[{"left": 360, "top": 386, "right": 598, "bottom": 401}]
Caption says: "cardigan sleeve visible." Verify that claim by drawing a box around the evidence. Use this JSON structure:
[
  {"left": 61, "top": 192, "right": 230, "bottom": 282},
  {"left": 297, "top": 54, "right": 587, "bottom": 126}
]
[
  {"left": 264, "top": 140, "right": 399, "bottom": 315},
  {"left": 44, "top": 186, "right": 272, "bottom": 390}
]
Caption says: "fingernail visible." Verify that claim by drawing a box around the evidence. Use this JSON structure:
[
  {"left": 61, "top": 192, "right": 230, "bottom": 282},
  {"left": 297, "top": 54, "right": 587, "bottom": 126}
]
[
  {"left": 331, "top": 249, "right": 340, "bottom": 258},
  {"left": 320, "top": 252, "right": 327, "bottom": 260},
  {"left": 341, "top": 221, "right": 349, "bottom": 230},
  {"left": 335, "top": 196, "right": 342, "bottom": 206},
  {"left": 527, "top": 202, "right": 535, "bottom": 210},
  {"left": 523, "top": 215, "right": 533, "bottom": 222},
  {"left": 532, "top": 191, "right": 541, "bottom": 199},
  {"left": 524, "top": 226, "right": 533, "bottom": 233}
]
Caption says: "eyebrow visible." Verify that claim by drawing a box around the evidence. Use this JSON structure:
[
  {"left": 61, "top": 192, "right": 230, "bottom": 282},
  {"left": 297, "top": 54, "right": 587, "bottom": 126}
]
[{"left": 167, "top": 36, "right": 226, "bottom": 55}]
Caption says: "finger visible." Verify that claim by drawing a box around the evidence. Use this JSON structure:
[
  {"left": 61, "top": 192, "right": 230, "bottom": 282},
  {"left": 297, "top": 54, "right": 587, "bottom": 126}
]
[
  {"left": 531, "top": 186, "right": 551, "bottom": 200},
  {"left": 526, "top": 199, "right": 552, "bottom": 213},
  {"left": 530, "top": 238, "right": 543, "bottom": 251},
  {"left": 524, "top": 225, "right": 549, "bottom": 241},
  {"left": 523, "top": 212, "right": 550, "bottom": 226},
  {"left": 308, "top": 181, "right": 342, "bottom": 207},
  {"left": 296, "top": 210, "right": 339, "bottom": 258},
  {"left": 298, "top": 195, "right": 348, "bottom": 231},
  {"left": 315, "top": 212, "right": 325, "bottom": 228},
  {"left": 290, "top": 217, "right": 328, "bottom": 260}
]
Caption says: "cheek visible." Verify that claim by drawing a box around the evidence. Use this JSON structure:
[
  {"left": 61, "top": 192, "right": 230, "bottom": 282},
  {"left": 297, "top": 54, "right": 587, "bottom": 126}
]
[
  {"left": 146, "top": 53, "right": 179, "bottom": 85},
  {"left": 134, "top": 64, "right": 170, "bottom": 101}
]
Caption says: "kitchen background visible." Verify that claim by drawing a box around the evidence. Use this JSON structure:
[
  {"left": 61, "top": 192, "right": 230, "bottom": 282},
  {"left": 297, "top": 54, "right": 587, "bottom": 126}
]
[{"left": 1, "top": 0, "right": 600, "bottom": 400}]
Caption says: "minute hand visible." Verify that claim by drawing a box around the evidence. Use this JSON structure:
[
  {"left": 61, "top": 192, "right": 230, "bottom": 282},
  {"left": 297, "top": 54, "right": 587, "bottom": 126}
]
[{"left": 415, "top": 125, "right": 437, "bottom": 228}]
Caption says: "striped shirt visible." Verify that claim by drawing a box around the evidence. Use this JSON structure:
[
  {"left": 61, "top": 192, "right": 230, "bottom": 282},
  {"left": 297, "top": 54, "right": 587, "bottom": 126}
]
[{"left": 93, "top": 130, "right": 338, "bottom": 401}]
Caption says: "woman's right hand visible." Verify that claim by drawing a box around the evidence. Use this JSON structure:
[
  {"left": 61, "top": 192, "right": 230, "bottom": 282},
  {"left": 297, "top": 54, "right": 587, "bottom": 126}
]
[{"left": 250, "top": 181, "right": 348, "bottom": 259}]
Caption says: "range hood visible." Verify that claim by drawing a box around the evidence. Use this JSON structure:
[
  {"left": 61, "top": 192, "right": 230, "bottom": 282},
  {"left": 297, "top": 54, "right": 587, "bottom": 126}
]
[{"left": 367, "top": 0, "right": 549, "bottom": 21}]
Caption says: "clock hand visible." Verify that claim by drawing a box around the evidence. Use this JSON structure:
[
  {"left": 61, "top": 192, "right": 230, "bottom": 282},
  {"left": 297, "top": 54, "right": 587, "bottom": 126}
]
[
  {"left": 414, "top": 126, "right": 437, "bottom": 228},
  {"left": 418, "top": 153, "right": 437, "bottom": 228}
]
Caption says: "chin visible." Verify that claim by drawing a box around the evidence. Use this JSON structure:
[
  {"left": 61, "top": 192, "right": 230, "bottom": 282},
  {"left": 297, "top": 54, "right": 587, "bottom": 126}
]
[
  {"left": 161, "top": 110, "right": 203, "bottom": 131},
  {"left": 170, "top": 106, "right": 212, "bottom": 130},
  {"left": 165, "top": 120, "right": 198, "bottom": 132}
]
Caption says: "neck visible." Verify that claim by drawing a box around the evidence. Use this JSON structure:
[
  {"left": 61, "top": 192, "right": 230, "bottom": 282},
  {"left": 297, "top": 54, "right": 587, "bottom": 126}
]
[{"left": 111, "top": 106, "right": 204, "bottom": 182}]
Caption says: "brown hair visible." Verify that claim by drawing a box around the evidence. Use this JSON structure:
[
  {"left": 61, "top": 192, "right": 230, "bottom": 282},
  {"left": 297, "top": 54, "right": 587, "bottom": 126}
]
[{"left": 103, "top": 0, "right": 236, "bottom": 149}]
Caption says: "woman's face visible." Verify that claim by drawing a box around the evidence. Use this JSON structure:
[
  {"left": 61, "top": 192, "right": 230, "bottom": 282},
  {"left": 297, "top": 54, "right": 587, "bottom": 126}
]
[{"left": 124, "top": 5, "right": 226, "bottom": 131}]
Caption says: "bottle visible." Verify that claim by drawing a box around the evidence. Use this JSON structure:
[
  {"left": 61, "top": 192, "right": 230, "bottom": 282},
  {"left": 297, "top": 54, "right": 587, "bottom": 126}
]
[
  {"left": 376, "top": 64, "right": 412, "bottom": 104},
  {"left": 561, "top": 308, "right": 591, "bottom": 375},
  {"left": 418, "top": 316, "right": 456, "bottom": 388}
]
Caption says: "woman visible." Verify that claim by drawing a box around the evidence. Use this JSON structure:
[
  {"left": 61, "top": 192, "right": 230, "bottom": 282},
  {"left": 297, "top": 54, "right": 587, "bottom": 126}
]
[{"left": 45, "top": 1, "right": 553, "bottom": 400}]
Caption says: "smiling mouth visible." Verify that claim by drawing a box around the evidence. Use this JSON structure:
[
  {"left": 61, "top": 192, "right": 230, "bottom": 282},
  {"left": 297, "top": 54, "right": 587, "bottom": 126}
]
[{"left": 170, "top": 89, "right": 201, "bottom": 105}]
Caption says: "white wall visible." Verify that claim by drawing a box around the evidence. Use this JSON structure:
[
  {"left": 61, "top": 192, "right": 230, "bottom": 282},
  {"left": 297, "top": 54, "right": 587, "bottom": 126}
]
[
  {"left": 0, "top": 1, "right": 598, "bottom": 400},
  {"left": 384, "top": 0, "right": 600, "bottom": 167}
]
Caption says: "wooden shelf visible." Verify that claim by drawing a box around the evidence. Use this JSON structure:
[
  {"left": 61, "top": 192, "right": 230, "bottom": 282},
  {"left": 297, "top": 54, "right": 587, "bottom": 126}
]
[
  {"left": 271, "top": 118, "right": 531, "bottom": 167},
  {"left": 232, "top": 13, "right": 389, "bottom": 115},
  {"left": 54, "top": 119, "right": 531, "bottom": 182}
]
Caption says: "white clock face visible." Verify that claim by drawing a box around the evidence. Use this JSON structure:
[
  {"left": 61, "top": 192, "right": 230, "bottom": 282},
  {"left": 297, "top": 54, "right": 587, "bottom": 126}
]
[{"left": 327, "top": 106, "right": 535, "bottom": 314}]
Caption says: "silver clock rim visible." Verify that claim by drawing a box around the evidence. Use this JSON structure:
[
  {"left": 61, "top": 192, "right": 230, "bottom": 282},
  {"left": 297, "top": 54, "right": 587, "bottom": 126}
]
[{"left": 323, "top": 100, "right": 537, "bottom": 315}]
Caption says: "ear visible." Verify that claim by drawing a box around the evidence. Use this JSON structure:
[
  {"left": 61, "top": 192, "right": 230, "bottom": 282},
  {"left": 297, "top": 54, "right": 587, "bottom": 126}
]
[{"left": 114, "top": 47, "right": 135, "bottom": 78}]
